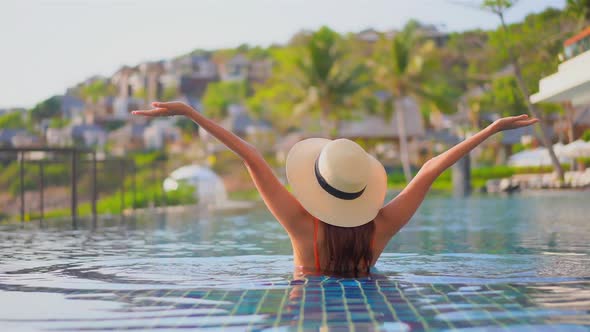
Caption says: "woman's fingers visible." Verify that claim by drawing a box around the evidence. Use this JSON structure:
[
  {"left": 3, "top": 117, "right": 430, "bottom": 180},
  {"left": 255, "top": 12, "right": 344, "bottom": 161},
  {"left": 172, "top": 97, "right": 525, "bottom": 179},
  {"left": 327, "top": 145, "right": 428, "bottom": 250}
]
[
  {"left": 518, "top": 118, "right": 539, "bottom": 125},
  {"left": 150, "top": 101, "right": 189, "bottom": 115},
  {"left": 494, "top": 114, "right": 538, "bottom": 131},
  {"left": 152, "top": 101, "right": 182, "bottom": 109},
  {"left": 507, "top": 114, "right": 529, "bottom": 121},
  {"left": 513, "top": 118, "right": 539, "bottom": 128},
  {"left": 131, "top": 108, "right": 168, "bottom": 116}
]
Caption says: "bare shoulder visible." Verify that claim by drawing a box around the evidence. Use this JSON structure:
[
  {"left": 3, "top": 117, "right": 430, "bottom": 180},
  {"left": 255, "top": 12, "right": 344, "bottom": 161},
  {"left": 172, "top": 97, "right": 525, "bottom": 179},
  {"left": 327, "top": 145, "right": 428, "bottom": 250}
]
[
  {"left": 373, "top": 210, "right": 398, "bottom": 241},
  {"left": 370, "top": 211, "right": 397, "bottom": 264},
  {"left": 374, "top": 202, "right": 411, "bottom": 246},
  {"left": 281, "top": 212, "right": 316, "bottom": 240},
  {"left": 287, "top": 214, "right": 317, "bottom": 257}
]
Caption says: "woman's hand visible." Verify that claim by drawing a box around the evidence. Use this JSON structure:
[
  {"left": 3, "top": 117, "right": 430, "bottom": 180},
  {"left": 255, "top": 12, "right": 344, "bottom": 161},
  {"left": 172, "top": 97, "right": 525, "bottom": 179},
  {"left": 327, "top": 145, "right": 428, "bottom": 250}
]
[
  {"left": 132, "top": 101, "right": 194, "bottom": 117},
  {"left": 491, "top": 114, "right": 539, "bottom": 132}
]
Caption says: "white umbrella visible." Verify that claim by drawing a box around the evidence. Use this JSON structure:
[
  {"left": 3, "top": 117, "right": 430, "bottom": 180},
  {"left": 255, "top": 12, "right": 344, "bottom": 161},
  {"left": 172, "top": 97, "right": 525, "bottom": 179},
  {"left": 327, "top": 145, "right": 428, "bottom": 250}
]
[
  {"left": 563, "top": 140, "right": 590, "bottom": 158},
  {"left": 508, "top": 147, "right": 571, "bottom": 167},
  {"left": 552, "top": 142, "right": 568, "bottom": 158}
]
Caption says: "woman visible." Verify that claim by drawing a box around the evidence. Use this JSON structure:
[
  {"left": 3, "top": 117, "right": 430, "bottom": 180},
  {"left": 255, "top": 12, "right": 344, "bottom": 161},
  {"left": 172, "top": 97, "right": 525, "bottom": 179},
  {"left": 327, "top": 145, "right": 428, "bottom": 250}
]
[{"left": 133, "top": 101, "right": 538, "bottom": 276}]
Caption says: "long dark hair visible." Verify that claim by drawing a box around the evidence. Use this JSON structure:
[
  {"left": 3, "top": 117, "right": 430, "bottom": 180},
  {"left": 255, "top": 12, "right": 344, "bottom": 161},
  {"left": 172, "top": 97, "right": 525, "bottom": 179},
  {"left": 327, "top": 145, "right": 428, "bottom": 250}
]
[{"left": 321, "top": 220, "right": 375, "bottom": 276}]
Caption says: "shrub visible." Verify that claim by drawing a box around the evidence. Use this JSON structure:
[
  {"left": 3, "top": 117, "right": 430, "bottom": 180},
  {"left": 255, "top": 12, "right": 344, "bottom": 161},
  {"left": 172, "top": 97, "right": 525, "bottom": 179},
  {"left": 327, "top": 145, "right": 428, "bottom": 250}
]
[{"left": 386, "top": 164, "right": 570, "bottom": 190}]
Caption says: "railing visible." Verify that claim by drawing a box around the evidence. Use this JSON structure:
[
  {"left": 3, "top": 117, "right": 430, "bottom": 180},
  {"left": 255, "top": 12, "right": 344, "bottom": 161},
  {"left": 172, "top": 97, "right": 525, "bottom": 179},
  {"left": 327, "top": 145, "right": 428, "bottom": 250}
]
[{"left": 0, "top": 147, "right": 166, "bottom": 225}]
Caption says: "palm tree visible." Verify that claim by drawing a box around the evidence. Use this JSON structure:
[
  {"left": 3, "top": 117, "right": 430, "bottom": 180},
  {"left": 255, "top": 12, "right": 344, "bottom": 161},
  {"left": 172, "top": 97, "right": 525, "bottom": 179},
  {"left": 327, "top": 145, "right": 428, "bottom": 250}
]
[
  {"left": 295, "top": 27, "right": 365, "bottom": 137},
  {"left": 372, "top": 23, "right": 450, "bottom": 183}
]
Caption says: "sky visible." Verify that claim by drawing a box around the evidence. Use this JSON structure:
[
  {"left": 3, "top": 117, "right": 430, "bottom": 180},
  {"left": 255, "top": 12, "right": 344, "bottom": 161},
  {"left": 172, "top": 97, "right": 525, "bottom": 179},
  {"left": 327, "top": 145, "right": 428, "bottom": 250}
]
[{"left": 0, "top": 0, "right": 566, "bottom": 109}]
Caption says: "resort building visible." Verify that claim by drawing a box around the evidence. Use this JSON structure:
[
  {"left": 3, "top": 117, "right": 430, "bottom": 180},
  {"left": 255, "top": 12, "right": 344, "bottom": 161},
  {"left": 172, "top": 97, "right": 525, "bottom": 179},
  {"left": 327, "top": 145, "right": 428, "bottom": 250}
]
[
  {"left": 339, "top": 97, "right": 426, "bottom": 166},
  {"left": 107, "top": 123, "right": 147, "bottom": 155},
  {"left": 163, "top": 54, "right": 219, "bottom": 97},
  {"left": 111, "top": 66, "right": 139, "bottom": 120},
  {"left": 531, "top": 27, "right": 590, "bottom": 113},
  {"left": 219, "top": 54, "right": 250, "bottom": 82},
  {"left": 143, "top": 118, "right": 182, "bottom": 150},
  {"left": 0, "top": 129, "right": 39, "bottom": 148},
  {"left": 46, "top": 124, "right": 107, "bottom": 148},
  {"left": 59, "top": 95, "right": 85, "bottom": 120}
]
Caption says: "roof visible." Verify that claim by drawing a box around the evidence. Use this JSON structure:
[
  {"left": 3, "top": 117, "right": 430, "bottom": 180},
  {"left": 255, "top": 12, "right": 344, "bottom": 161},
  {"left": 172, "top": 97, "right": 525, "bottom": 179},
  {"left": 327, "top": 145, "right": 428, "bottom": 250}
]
[
  {"left": 0, "top": 129, "right": 26, "bottom": 143},
  {"left": 177, "top": 95, "right": 201, "bottom": 109},
  {"left": 179, "top": 76, "right": 213, "bottom": 96},
  {"left": 425, "top": 129, "right": 460, "bottom": 144},
  {"left": 109, "top": 123, "right": 146, "bottom": 139},
  {"left": 60, "top": 94, "right": 84, "bottom": 111},
  {"left": 71, "top": 124, "right": 106, "bottom": 138},
  {"left": 339, "top": 98, "right": 425, "bottom": 139},
  {"left": 501, "top": 126, "right": 535, "bottom": 145},
  {"left": 228, "top": 54, "right": 249, "bottom": 66},
  {"left": 574, "top": 107, "right": 590, "bottom": 126},
  {"left": 226, "top": 112, "right": 272, "bottom": 135},
  {"left": 564, "top": 26, "right": 590, "bottom": 46},
  {"left": 357, "top": 28, "right": 380, "bottom": 42},
  {"left": 501, "top": 125, "right": 554, "bottom": 145}
]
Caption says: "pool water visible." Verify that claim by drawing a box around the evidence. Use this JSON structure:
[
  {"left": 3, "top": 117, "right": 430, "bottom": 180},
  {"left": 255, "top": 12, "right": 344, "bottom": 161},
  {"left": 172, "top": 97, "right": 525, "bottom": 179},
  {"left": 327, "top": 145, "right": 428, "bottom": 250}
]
[{"left": 0, "top": 192, "right": 588, "bottom": 331}]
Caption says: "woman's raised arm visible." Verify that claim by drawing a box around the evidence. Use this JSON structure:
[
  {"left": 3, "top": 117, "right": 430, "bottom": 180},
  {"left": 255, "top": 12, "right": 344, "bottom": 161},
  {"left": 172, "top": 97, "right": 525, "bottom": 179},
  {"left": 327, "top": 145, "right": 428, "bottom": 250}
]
[
  {"left": 376, "top": 114, "right": 539, "bottom": 238},
  {"left": 133, "top": 102, "right": 309, "bottom": 236}
]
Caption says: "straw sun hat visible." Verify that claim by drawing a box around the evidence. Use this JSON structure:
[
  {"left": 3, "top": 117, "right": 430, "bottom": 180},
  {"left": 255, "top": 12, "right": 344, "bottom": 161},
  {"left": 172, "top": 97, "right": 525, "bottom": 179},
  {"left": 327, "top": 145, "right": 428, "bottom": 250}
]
[{"left": 286, "top": 138, "right": 387, "bottom": 228}]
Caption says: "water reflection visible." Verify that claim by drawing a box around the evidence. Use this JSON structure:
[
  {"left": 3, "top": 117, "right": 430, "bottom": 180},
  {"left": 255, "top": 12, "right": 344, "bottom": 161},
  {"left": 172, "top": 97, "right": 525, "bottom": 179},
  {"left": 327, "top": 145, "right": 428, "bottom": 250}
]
[
  {"left": 0, "top": 274, "right": 587, "bottom": 331},
  {"left": 0, "top": 193, "right": 588, "bottom": 330}
]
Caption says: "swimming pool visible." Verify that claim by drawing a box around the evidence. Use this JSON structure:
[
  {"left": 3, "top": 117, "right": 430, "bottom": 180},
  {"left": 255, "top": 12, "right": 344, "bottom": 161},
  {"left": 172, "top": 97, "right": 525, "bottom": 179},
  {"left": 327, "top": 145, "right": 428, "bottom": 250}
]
[{"left": 0, "top": 191, "right": 588, "bottom": 331}]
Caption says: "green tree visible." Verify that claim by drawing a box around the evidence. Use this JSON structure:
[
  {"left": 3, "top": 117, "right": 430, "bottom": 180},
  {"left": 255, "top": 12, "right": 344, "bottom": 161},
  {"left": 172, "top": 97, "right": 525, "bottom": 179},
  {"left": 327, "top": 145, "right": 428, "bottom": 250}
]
[
  {"left": 480, "top": 0, "right": 565, "bottom": 182},
  {"left": 566, "top": 0, "right": 590, "bottom": 26},
  {"left": 247, "top": 46, "right": 307, "bottom": 133},
  {"left": 161, "top": 85, "right": 179, "bottom": 101},
  {"left": 79, "top": 79, "right": 115, "bottom": 104},
  {"left": 29, "top": 96, "right": 61, "bottom": 123},
  {"left": 479, "top": 76, "right": 525, "bottom": 116},
  {"left": 79, "top": 79, "right": 116, "bottom": 122},
  {"left": 133, "top": 87, "right": 147, "bottom": 101},
  {"left": 295, "top": 26, "right": 366, "bottom": 137},
  {"left": 201, "top": 81, "right": 247, "bottom": 118},
  {"left": 0, "top": 111, "right": 26, "bottom": 129},
  {"left": 49, "top": 117, "right": 69, "bottom": 129},
  {"left": 372, "top": 23, "right": 452, "bottom": 182},
  {"left": 103, "top": 119, "right": 126, "bottom": 132},
  {"left": 176, "top": 117, "right": 199, "bottom": 136}
]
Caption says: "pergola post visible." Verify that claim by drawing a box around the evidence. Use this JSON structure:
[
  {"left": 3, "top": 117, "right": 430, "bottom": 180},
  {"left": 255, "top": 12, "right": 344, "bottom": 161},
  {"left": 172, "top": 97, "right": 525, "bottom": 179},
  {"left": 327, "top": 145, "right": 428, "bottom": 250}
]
[
  {"left": 152, "top": 167, "right": 157, "bottom": 207},
  {"left": 39, "top": 161, "right": 44, "bottom": 220},
  {"left": 19, "top": 151, "right": 25, "bottom": 222},
  {"left": 120, "top": 159, "right": 126, "bottom": 214},
  {"left": 452, "top": 154, "right": 472, "bottom": 197},
  {"left": 92, "top": 152, "right": 98, "bottom": 220},
  {"left": 131, "top": 161, "right": 136, "bottom": 210},
  {"left": 71, "top": 149, "right": 77, "bottom": 223},
  {"left": 160, "top": 166, "right": 167, "bottom": 206}
]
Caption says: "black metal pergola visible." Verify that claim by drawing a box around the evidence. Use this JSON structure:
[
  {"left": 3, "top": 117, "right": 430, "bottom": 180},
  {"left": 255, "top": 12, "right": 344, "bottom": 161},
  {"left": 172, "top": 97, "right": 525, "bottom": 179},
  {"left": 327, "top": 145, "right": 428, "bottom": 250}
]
[{"left": 0, "top": 147, "right": 138, "bottom": 224}]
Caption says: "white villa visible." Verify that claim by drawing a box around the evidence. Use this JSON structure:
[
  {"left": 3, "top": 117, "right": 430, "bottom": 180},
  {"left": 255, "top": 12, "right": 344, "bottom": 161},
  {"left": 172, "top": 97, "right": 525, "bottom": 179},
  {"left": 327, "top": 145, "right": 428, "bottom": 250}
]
[{"left": 531, "top": 27, "right": 590, "bottom": 108}]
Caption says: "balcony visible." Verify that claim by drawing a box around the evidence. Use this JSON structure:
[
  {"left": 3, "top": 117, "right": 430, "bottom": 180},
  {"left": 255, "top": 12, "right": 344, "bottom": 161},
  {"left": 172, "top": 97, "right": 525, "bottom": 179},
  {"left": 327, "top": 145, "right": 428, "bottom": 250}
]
[{"left": 530, "top": 49, "right": 590, "bottom": 106}]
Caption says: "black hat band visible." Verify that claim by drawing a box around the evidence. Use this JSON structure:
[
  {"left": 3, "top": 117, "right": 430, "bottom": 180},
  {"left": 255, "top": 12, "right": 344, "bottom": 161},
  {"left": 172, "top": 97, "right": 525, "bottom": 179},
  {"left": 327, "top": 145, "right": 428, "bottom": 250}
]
[{"left": 314, "top": 157, "right": 366, "bottom": 200}]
